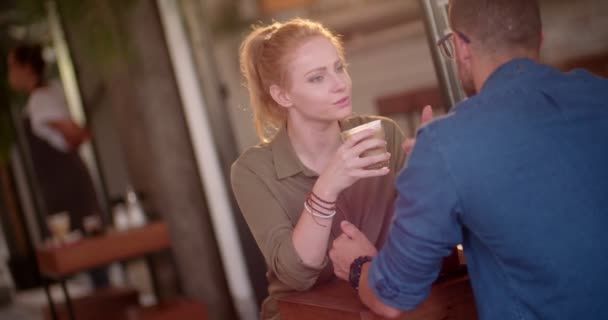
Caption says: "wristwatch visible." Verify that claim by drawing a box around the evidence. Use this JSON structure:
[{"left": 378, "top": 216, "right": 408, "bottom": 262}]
[{"left": 349, "top": 256, "right": 373, "bottom": 290}]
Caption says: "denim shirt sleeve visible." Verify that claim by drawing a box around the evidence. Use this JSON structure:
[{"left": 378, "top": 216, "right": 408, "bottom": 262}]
[{"left": 368, "top": 126, "right": 463, "bottom": 311}]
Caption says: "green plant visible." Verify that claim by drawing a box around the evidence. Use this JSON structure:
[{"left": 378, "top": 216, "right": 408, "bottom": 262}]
[
  {"left": 12, "top": 0, "right": 136, "bottom": 76},
  {"left": 211, "top": 1, "right": 255, "bottom": 36},
  {"left": 0, "top": 0, "right": 137, "bottom": 164},
  {"left": 55, "top": 0, "right": 137, "bottom": 76}
]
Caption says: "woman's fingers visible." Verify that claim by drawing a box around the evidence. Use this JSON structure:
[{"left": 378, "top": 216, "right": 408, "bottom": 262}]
[
  {"left": 346, "top": 153, "right": 392, "bottom": 178},
  {"left": 421, "top": 105, "right": 434, "bottom": 126},
  {"left": 353, "top": 167, "right": 390, "bottom": 178},
  {"left": 342, "top": 129, "right": 376, "bottom": 148},
  {"left": 343, "top": 138, "right": 387, "bottom": 159},
  {"left": 324, "top": 128, "right": 391, "bottom": 192},
  {"left": 352, "top": 152, "right": 391, "bottom": 168}
]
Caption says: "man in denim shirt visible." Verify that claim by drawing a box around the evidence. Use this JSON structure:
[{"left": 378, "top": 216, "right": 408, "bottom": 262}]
[{"left": 329, "top": 0, "right": 608, "bottom": 319}]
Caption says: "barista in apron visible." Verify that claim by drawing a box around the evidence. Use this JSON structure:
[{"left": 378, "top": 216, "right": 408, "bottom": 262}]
[
  {"left": 22, "top": 116, "right": 99, "bottom": 233},
  {"left": 8, "top": 43, "right": 108, "bottom": 287}
]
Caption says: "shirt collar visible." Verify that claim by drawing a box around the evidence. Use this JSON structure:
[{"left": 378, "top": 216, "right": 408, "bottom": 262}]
[
  {"left": 271, "top": 127, "right": 318, "bottom": 179},
  {"left": 481, "top": 58, "right": 540, "bottom": 93}
]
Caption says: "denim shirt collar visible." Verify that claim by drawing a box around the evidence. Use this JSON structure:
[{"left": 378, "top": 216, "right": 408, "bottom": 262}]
[{"left": 481, "top": 58, "right": 540, "bottom": 93}]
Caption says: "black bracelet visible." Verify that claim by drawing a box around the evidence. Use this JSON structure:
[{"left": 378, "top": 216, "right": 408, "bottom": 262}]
[
  {"left": 349, "top": 256, "right": 373, "bottom": 290},
  {"left": 306, "top": 199, "right": 335, "bottom": 216},
  {"left": 307, "top": 195, "right": 336, "bottom": 211},
  {"left": 310, "top": 191, "right": 336, "bottom": 205}
]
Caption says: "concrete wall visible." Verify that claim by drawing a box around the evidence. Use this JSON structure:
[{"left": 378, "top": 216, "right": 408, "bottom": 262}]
[
  {"left": 540, "top": 0, "right": 608, "bottom": 64},
  {"left": 215, "top": 2, "right": 439, "bottom": 153}
]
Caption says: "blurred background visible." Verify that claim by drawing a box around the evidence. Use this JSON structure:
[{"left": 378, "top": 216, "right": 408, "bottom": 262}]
[{"left": 0, "top": 0, "right": 606, "bottom": 319}]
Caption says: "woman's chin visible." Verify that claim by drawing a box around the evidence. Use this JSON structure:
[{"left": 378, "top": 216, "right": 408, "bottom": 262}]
[{"left": 336, "top": 105, "right": 353, "bottom": 118}]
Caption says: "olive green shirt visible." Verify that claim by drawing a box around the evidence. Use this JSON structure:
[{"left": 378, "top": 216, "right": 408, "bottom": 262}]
[{"left": 230, "top": 115, "right": 406, "bottom": 320}]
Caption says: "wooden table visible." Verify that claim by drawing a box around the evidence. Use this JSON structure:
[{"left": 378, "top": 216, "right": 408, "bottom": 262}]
[
  {"left": 278, "top": 275, "right": 477, "bottom": 320},
  {"left": 36, "top": 222, "right": 172, "bottom": 320}
]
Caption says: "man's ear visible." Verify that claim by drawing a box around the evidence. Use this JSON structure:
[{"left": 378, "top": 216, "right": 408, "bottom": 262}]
[
  {"left": 269, "top": 84, "right": 293, "bottom": 108},
  {"left": 455, "top": 34, "right": 472, "bottom": 63}
]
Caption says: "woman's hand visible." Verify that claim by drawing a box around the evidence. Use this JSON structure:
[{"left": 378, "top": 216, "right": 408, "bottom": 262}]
[
  {"left": 315, "top": 129, "right": 391, "bottom": 201},
  {"left": 402, "top": 105, "right": 434, "bottom": 157},
  {"left": 330, "top": 220, "right": 378, "bottom": 280}
]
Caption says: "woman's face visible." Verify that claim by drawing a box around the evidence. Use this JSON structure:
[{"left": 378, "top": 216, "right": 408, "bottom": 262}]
[
  {"left": 278, "top": 36, "right": 352, "bottom": 123},
  {"left": 7, "top": 52, "right": 31, "bottom": 92}
]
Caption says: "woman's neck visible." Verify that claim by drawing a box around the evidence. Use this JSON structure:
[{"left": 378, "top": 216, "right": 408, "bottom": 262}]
[{"left": 287, "top": 117, "right": 342, "bottom": 174}]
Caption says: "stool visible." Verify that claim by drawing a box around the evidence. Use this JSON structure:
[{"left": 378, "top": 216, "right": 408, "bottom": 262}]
[
  {"left": 43, "top": 287, "right": 140, "bottom": 320},
  {"left": 126, "top": 298, "right": 207, "bottom": 320}
]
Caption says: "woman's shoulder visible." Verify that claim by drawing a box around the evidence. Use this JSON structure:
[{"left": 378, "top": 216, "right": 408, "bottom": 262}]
[{"left": 231, "top": 143, "right": 274, "bottom": 176}]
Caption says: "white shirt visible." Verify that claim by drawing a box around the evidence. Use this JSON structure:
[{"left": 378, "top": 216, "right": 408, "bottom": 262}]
[{"left": 25, "top": 81, "right": 71, "bottom": 152}]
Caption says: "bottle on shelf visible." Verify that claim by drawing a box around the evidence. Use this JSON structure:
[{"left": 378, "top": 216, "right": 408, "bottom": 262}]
[{"left": 125, "top": 185, "right": 147, "bottom": 228}]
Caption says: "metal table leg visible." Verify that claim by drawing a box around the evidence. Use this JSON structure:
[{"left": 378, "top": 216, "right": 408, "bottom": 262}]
[
  {"left": 43, "top": 278, "right": 59, "bottom": 320},
  {"left": 145, "top": 255, "right": 162, "bottom": 303},
  {"left": 60, "top": 279, "right": 76, "bottom": 320}
]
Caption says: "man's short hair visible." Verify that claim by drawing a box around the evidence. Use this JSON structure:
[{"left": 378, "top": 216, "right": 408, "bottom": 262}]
[{"left": 449, "top": 0, "right": 542, "bottom": 54}]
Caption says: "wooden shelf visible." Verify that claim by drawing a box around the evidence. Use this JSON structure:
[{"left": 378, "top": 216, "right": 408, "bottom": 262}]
[{"left": 37, "top": 222, "right": 171, "bottom": 278}]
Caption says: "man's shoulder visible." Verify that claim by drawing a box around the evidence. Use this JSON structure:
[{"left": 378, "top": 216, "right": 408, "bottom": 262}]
[
  {"left": 417, "top": 93, "right": 507, "bottom": 151},
  {"left": 421, "top": 99, "right": 482, "bottom": 134},
  {"left": 28, "top": 80, "right": 69, "bottom": 115},
  {"left": 560, "top": 69, "right": 608, "bottom": 97},
  {"left": 32, "top": 80, "right": 65, "bottom": 100}
]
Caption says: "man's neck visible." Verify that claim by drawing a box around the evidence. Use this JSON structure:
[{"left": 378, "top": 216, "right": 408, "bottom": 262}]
[
  {"left": 23, "top": 77, "right": 41, "bottom": 94},
  {"left": 473, "top": 51, "right": 539, "bottom": 93}
]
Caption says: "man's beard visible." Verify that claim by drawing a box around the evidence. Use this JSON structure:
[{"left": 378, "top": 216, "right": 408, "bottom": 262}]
[{"left": 457, "top": 62, "right": 477, "bottom": 97}]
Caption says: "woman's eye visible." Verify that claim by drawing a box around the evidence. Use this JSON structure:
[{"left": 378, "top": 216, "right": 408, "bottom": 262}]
[{"left": 308, "top": 75, "right": 323, "bottom": 83}]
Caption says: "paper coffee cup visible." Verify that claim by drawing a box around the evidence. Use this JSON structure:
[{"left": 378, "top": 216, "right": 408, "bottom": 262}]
[
  {"left": 47, "top": 211, "right": 71, "bottom": 241},
  {"left": 341, "top": 120, "right": 388, "bottom": 169}
]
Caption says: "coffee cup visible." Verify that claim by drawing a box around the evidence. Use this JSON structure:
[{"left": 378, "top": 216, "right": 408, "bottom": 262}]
[
  {"left": 47, "top": 212, "right": 71, "bottom": 242},
  {"left": 341, "top": 120, "right": 388, "bottom": 169}
]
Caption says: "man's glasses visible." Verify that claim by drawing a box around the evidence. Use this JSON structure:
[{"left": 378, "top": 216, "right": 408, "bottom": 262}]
[{"left": 436, "top": 31, "right": 471, "bottom": 60}]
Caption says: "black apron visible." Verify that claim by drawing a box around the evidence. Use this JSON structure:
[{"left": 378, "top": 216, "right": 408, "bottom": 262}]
[{"left": 23, "top": 118, "right": 101, "bottom": 232}]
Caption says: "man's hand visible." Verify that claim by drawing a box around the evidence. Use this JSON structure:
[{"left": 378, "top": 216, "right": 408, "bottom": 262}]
[
  {"left": 402, "top": 105, "right": 434, "bottom": 157},
  {"left": 49, "top": 119, "right": 91, "bottom": 151},
  {"left": 329, "top": 220, "right": 378, "bottom": 280},
  {"left": 331, "top": 221, "right": 402, "bottom": 318}
]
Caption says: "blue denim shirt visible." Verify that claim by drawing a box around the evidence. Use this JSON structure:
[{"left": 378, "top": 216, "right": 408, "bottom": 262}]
[{"left": 369, "top": 59, "right": 608, "bottom": 320}]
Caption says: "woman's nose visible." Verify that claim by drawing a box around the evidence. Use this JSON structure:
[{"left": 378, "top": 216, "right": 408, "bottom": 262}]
[{"left": 331, "top": 73, "right": 347, "bottom": 92}]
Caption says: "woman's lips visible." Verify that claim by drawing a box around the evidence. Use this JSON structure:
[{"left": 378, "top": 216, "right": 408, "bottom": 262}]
[{"left": 334, "top": 96, "right": 351, "bottom": 108}]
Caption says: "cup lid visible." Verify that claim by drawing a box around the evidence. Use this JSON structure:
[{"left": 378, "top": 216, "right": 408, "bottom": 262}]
[{"left": 341, "top": 119, "right": 382, "bottom": 136}]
